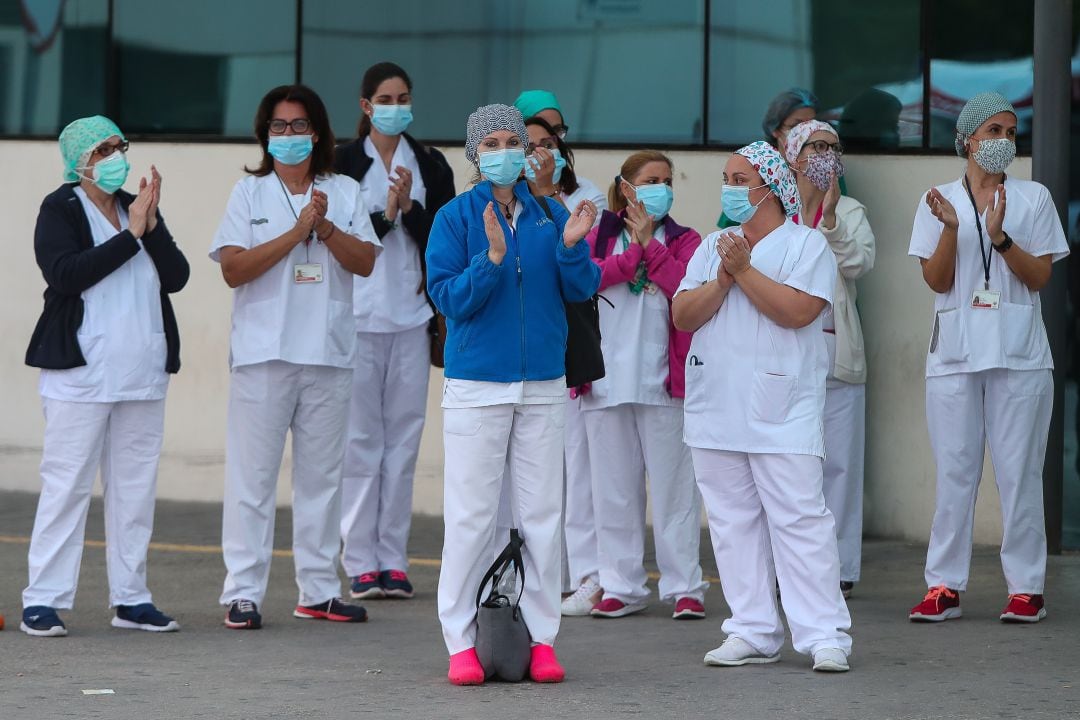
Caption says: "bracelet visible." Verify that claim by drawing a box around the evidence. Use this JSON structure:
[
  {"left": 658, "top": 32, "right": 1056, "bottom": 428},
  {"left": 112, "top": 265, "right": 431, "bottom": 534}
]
[
  {"left": 380, "top": 211, "right": 398, "bottom": 230},
  {"left": 993, "top": 232, "right": 1013, "bottom": 254},
  {"left": 319, "top": 223, "right": 336, "bottom": 242}
]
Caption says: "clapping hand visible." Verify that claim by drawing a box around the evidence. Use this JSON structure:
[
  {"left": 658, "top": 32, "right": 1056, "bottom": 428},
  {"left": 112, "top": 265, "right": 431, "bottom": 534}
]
[
  {"left": 717, "top": 231, "right": 751, "bottom": 277},
  {"left": 624, "top": 198, "right": 654, "bottom": 247},
  {"left": 483, "top": 201, "right": 506, "bottom": 264},
  {"left": 563, "top": 199, "right": 597, "bottom": 247},
  {"left": 391, "top": 166, "right": 414, "bottom": 214},
  {"left": 986, "top": 184, "right": 1007, "bottom": 243},
  {"left": 926, "top": 188, "right": 959, "bottom": 230}
]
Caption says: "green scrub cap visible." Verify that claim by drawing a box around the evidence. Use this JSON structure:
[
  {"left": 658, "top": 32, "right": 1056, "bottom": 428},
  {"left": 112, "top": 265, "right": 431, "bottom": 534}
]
[
  {"left": 954, "top": 92, "right": 1015, "bottom": 157},
  {"left": 59, "top": 115, "right": 125, "bottom": 182},
  {"left": 513, "top": 90, "right": 563, "bottom": 122}
]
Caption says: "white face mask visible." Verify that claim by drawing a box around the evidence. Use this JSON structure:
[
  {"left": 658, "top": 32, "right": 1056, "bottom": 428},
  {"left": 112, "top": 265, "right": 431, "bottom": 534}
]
[{"left": 970, "top": 137, "right": 1016, "bottom": 175}]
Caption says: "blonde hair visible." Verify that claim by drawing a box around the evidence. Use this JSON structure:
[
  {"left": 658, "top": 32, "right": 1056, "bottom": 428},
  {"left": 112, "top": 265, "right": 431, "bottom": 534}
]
[{"left": 608, "top": 150, "right": 673, "bottom": 213}]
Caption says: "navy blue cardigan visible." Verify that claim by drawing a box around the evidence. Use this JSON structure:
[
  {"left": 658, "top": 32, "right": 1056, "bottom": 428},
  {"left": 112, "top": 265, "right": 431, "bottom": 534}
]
[{"left": 25, "top": 184, "right": 189, "bottom": 373}]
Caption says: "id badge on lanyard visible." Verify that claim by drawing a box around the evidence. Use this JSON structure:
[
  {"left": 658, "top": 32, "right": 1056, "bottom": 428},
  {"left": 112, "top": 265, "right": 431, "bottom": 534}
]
[
  {"left": 276, "top": 173, "right": 323, "bottom": 283},
  {"left": 964, "top": 176, "right": 998, "bottom": 310}
]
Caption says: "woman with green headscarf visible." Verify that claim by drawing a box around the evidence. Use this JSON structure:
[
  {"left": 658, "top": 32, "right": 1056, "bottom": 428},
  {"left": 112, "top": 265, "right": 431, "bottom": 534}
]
[{"left": 21, "top": 115, "right": 189, "bottom": 638}]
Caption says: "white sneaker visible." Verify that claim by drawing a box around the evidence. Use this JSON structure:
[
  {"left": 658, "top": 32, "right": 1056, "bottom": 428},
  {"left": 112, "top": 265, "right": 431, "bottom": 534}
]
[
  {"left": 812, "top": 647, "right": 850, "bottom": 672},
  {"left": 561, "top": 579, "right": 602, "bottom": 616},
  {"left": 703, "top": 636, "right": 780, "bottom": 666}
]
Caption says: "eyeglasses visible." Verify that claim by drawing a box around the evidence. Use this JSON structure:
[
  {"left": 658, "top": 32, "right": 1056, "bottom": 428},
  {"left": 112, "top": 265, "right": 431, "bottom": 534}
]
[
  {"left": 802, "top": 139, "right": 843, "bottom": 155},
  {"left": 552, "top": 124, "right": 569, "bottom": 139},
  {"left": 94, "top": 140, "right": 129, "bottom": 158},
  {"left": 268, "top": 118, "right": 311, "bottom": 134}
]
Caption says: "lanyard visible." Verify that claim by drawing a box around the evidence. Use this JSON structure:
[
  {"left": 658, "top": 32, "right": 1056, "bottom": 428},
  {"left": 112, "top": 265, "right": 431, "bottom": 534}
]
[
  {"left": 962, "top": 175, "right": 992, "bottom": 290},
  {"left": 275, "top": 172, "right": 316, "bottom": 262}
]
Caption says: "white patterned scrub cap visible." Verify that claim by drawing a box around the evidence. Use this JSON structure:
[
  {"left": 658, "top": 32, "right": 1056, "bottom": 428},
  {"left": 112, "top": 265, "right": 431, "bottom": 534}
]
[
  {"left": 465, "top": 104, "right": 528, "bottom": 163},
  {"left": 954, "top": 92, "right": 1015, "bottom": 156},
  {"left": 58, "top": 115, "right": 125, "bottom": 182},
  {"left": 783, "top": 120, "right": 838, "bottom": 165},
  {"left": 734, "top": 141, "right": 801, "bottom": 218}
]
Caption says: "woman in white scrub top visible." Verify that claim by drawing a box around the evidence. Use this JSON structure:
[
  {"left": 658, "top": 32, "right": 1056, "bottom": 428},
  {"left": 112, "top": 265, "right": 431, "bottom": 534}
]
[
  {"left": 22, "top": 115, "right": 189, "bottom": 637},
  {"left": 672, "top": 141, "right": 852, "bottom": 673},
  {"left": 907, "top": 93, "right": 1068, "bottom": 625},
  {"left": 210, "top": 84, "right": 380, "bottom": 630}
]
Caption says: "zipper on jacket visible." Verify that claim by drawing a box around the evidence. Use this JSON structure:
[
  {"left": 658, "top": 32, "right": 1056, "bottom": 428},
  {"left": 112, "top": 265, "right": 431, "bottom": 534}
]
[{"left": 516, "top": 253, "right": 526, "bottom": 378}]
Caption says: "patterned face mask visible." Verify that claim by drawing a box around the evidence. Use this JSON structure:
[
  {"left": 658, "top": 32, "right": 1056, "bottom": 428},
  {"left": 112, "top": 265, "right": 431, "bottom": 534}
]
[
  {"left": 803, "top": 150, "right": 844, "bottom": 192},
  {"left": 971, "top": 138, "right": 1015, "bottom": 175}
]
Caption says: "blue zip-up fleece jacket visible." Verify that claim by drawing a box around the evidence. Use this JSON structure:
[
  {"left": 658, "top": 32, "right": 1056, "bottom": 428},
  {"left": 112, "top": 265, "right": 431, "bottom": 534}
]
[{"left": 426, "top": 180, "right": 601, "bottom": 382}]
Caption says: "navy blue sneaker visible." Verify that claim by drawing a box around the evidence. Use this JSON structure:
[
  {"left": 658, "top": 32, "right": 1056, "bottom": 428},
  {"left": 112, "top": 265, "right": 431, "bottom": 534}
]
[
  {"left": 350, "top": 572, "right": 385, "bottom": 600},
  {"left": 111, "top": 603, "right": 180, "bottom": 632},
  {"left": 379, "top": 570, "right": 415, "bottom": 599},
  {"left": 20, "top": 606, "right": 67, "bottom": 637},
  {"left": 224, "top": 599, "right": 262, "bottom": 630},
  {"left": 293, "top": 598, "right": 367, "bottom": 622}
]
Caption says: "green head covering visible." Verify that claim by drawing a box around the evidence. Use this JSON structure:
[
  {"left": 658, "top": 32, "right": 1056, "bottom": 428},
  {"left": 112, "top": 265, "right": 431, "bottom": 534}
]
[
  {"left": 954, "top": 92, "right": 1015, "bottom": 156},
  {"left": 59, "top": 115, "right": 126, "bottom": 182},
  {"left": 513, "top": 90, "right": 563, "bottom": 123}
]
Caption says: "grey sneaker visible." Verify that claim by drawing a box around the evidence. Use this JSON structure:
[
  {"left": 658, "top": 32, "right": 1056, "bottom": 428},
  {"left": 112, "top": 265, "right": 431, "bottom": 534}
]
[
  {"left": 812, "top": 647, "right": 850, "bottom": 672},
  {"left": 703, "top": 636, "right": 780, "bottom": 666}
]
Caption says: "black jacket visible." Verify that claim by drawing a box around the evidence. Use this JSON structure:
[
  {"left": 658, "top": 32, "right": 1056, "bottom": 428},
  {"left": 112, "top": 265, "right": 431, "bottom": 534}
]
[
  {"left": 333, "top": 133, "right": 456, "bottom": 284},
  {"left": 25, "top": 184, "right": 190, "bottom": 373}
]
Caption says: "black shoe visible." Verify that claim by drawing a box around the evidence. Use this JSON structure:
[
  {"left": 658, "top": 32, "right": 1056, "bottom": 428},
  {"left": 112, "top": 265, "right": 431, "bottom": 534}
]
[
  {"left": 840, "top": 581, "right": 854, "bottom": 600},
  {"left": 293, "top": 598, "right": 367, "bottom": 623},
  {"left": 379, "top": 570, "right": 415, "bottom": 599},
  {"left": 225, "top": 599, "right": 262, "bottom": 629},
  {"left": 112, "top": 603, "right": 180, "bottom": 632}
]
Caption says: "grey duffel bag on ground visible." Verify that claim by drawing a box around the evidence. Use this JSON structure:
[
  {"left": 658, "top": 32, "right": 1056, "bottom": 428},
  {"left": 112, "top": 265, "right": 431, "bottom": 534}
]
[{"left": 475, "top": 528, "right": 531, "bottom": 681}]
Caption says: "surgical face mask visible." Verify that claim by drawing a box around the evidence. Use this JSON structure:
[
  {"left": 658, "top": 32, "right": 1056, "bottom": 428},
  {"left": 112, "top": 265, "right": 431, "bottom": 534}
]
[
  {"left": 370, "top": 104, "right": 413, "bottom": 136},
  {"left": 628, "top": 182, "right": 674, "bottom": 220},
  {"left": 267, "top": 134, "right": 314, "bottom": 165},
  {"left": 478, "top": 148, "right": 527, "bottom": 187},
  {"left": 971, "top": 137, "right": 1015, "bottom": 175},
  {"left": 802, "top": 151, "right": 844, "bottom": 192},
  {"left": 79, "top": 152, "right": 130, "bottom": 194},
  {"left": 525, "top": 148, "right": 567, "bottom": 185},
  {"left": 722, "top": 183, "right": 770, "bottom": 224}
]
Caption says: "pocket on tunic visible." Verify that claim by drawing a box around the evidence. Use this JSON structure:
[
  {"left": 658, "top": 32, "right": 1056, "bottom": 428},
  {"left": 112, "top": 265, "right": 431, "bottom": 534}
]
[
  {"left": 682, "top": 360, "right": 707, "bottom": 415},
  {"left": 444, "top": 407, "right": 483, "bottom": 436},
  {"left": 931, "top": 308, "right": 968, "bottom": 364},
  {"left": 326, "top": 300, "right": 354, "bottom": 360},
  {"left": 1001, "top": 302, "right": 1040, "bottom": 360},
  {"left": 751, "top": 371, "right": 798, "bottom": 424}
]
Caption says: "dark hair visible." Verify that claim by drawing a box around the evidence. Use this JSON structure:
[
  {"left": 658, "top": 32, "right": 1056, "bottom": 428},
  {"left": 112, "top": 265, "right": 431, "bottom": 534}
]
[
  {"left": 357, "top": 62, "right": 413, "bottom": 138},
  {"left": 524, "top": 116, "right": 579, "bottom": 195},
  {"left": 246, "top": 84, "right": 335, "bottom": 177}
]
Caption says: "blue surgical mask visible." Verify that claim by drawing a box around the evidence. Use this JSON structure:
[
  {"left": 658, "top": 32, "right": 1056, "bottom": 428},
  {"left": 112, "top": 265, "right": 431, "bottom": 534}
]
[
  {"left": 525, "top": 149, "right": 567, "bottom": 185},
  {"left": 630, "top": 182, "right": 674, "bottom": 220},
  {"left": 370, "top": 104, "right": 413, "bottom": 136},
  {"left": 478, "top": 148, "right": 526, "bottom": 187},
  {"left": 267, "top": 134, "right": 314, "bottom": 165},
  {"left": 721, "top": 183, "right": 770, "bottom": 224},
  {"left": 80, "top": 152, "right": 130, "bottom": 194}
]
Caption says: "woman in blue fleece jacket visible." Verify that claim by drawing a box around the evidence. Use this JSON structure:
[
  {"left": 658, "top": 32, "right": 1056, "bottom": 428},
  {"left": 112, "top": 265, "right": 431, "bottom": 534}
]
[{"left": 426, "top": 104, "right": 600, "bottom": 686}]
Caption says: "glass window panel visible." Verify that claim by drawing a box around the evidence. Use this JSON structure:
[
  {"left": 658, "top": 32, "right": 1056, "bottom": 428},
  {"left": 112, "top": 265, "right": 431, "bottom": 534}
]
[
  {"left": 0, "top": 0, "right": 107, "bottom": 136},
  {"left": 708, "top": 0, "right": 921, "bottom": 150},
  {"left": 302, "top": 0, "right": 704, "bottom": 145},
  {"left": 113, "top": 0, "right": 295, "bottom": 135}
]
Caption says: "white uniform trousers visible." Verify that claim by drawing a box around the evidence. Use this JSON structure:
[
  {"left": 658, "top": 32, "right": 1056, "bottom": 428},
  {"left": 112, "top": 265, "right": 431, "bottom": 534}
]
[
  {"left": 24, "top": 397, "right": 165, "bottom": 609},
  {"left": 692, "top": 448, "right": 852, "bottom": 657},
  {"left": 220, "top": 361, "right": 352, "bottom": 607},
  {"left": 924, "top": 368, "right": 1052, "bottom": 594},
  {"left": 584, "top": 403, "right": 707, "bottom": 603},
  {"left": 340, "top": 325, "right": 430, "bottom": 575},
  {"left": 822, "top": 381, "right": 866, "bottom": 583},
  {"left": 438, "top": 402, "right": 565, "bottom": 655},
  {"left": 563, "top": 396, "right": 598, "bottom": 587}
]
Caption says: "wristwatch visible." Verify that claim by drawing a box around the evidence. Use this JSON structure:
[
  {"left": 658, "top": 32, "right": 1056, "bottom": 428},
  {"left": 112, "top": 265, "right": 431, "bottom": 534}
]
[{"left": 993, "top": 232, "right": 1014, "bottom": 254}]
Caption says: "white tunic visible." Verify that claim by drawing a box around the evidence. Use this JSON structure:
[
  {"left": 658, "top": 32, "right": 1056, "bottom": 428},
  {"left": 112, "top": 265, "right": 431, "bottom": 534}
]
[
  {"left": 353, "top": 137, "right": 432, "bottom": 333},
  {"left": 908, "top": 176, "right": 1069, "bottom": 378},
  {"left": 582, "top": 226, "right": 674, "bottom": 409},
  {"left": 40, "top": 188, "right": 168, "bottom": 402},
  {"left": 679, "top": 220, "right": 837, "bottom": 457},
  {"left": 209, "top": 172, "right": 380, "bottom": 370}
]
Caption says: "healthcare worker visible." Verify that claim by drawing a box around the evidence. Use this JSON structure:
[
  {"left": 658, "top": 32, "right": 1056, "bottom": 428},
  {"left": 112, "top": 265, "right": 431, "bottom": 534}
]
[
  {"left": 784, "top": 120, "right": 876, "bottom": 598},
  {"left": 907, "top": 92, "right": 1067, "bottom": 624},
  {"left": 514, "top": 89, "right": 570, "bottom": 140},
  {"left": 580, "top": 150, "right": 708, "bottom": 620},
  {"left": 672, "top": 141, "right": 851, "bottom": 673},
  {"left": 334, "top": 61, "right": 456, "bottom": 601},
  {"left": 426, "top": 104, "right": 600, "bottom": 686},
  {"left": 21, "top": 115, "right": 189, "bottom": 637},
  {"left": 211, "top": 84, "right": 380, "bottom": 630}
]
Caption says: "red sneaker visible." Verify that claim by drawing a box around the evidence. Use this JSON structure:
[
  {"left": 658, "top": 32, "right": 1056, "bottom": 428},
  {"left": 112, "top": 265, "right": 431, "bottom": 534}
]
[
  {"left": 529, "top": 644, "right": 565, "bottom": 683},
  {"left": 589, "top": 597, "right": 647, "bottom": 618},
  {"left": 1000, "top": 593, "right": 1046, "bottom": 623},
  {"left": 448, "top": 647, "right": 485, "bottom": 686},
  {"left": 672, "top": 597, "right": 705, "bottom": 620},
  {"left": 909, "top": 585, "right": 961, "bottom": 622}
]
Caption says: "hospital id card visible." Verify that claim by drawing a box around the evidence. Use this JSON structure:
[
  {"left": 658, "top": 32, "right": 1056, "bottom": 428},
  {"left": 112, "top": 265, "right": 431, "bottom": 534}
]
[
  {"left": 971, "top": 289, "right": 1000, "bottom": 309},
  {"left": 294, "top": 263, "right": 323, "bottom": 283}
]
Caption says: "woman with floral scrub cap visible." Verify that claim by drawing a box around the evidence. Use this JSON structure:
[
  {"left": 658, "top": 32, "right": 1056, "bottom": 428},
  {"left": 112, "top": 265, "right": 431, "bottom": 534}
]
[
  {"left": 673, "top": 141, "right": 851, "bottom": 673},
  {"left": 784, "top": 120, "right": 876, "bottom": 600},
  {"left": 22, "top": 115, "right": 189, "bottom": 637},
  {"left": 907, "top": 92, "right": 1068, "bottom": 624},
  {"left": 426, "top": 104, "right": 600, "bottom": 685}
]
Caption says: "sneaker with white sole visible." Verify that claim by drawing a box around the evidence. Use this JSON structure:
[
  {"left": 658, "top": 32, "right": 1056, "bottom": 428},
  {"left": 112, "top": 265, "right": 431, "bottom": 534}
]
[
  {"left": 20, "top": 606, "right": 67, "bottom": 637},
  {"left": 590, "top": 597, "right": 647, "bottom": 618},
  {"left": 561, "top": 579, "right": 602, "bottom": 617},
  {"left": 111, "top": 603, "right": 180, "bottom": 632},
  {"left": 812, "top": 647, "right": 850, "bottom": 672},
  {"left": 1000, "top": 593, "right": 1046, "bottom": 623},
  {"left": 703, "top": 636, "right": 780, "bottom": 666}
]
